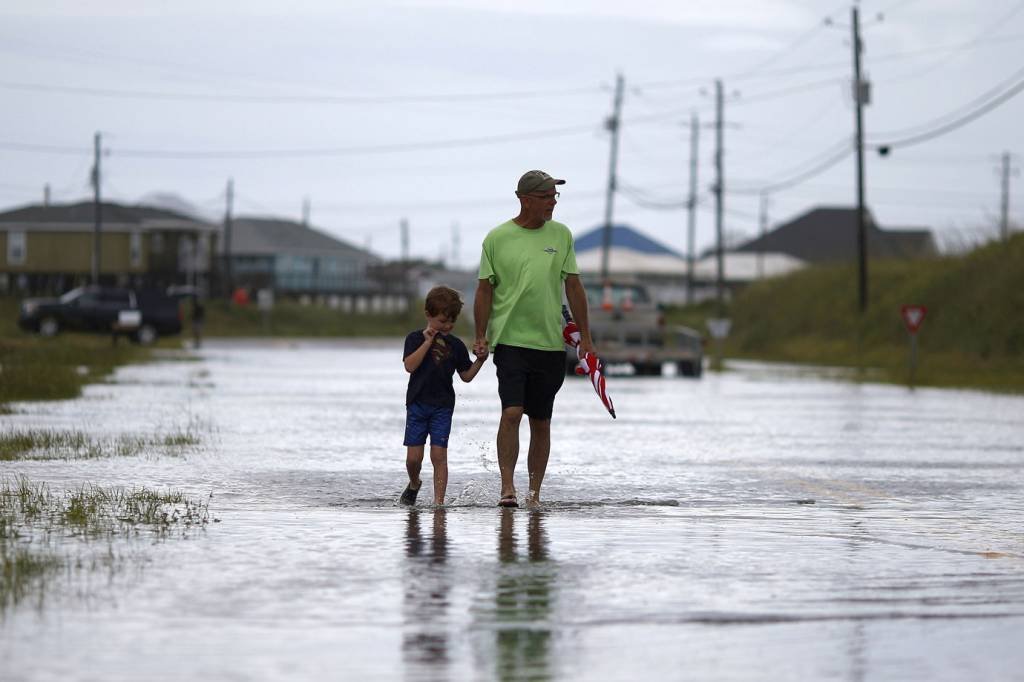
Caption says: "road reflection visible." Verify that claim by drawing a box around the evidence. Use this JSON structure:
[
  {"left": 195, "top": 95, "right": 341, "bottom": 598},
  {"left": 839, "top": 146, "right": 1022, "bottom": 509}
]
[
  {"left": 494, "top": 509, "right": 554, "bottom": 681},
  {"left": 402, "top": 509, "right": 450, "bottom": 679}
]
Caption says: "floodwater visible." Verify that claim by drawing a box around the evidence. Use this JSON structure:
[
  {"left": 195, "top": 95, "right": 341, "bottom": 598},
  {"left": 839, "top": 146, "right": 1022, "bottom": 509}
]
[{"left": 2, "top": 339, "right": 1024, "bottom": 681}]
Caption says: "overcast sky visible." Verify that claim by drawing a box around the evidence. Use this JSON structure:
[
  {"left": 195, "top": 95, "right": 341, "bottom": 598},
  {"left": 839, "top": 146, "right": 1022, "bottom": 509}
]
[{"left": 1, "top": 0, "right": 1021, "bottom": 264}]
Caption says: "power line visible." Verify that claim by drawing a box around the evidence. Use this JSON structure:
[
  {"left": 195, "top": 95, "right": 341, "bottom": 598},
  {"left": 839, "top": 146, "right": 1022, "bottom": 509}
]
[
  {"left": 870, "top": 73, "right": 1024, "bottom": 150},
  {"left": 634, "top": 33, "right": 1024, "bottom": 90},
  {"left": 872, "top": 63, "right": 1024, "bottom": 140},
  {"left": 0, "top": 123, "right": 600, "bottom": 160},
  {"left": 0, "top": 79, "right": 605, "bottom": 104},
  {"left": 880, "top": 0, "right": 1024, "bottom": 85},
  {"left": 732, "top": 3, "right": 847, "bottom": 79}
]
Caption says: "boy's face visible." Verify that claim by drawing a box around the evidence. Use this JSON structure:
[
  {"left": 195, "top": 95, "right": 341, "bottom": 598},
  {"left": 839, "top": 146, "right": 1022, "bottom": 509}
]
[{"left": 426, "top": 312, "right": 455, "bottom": 336}]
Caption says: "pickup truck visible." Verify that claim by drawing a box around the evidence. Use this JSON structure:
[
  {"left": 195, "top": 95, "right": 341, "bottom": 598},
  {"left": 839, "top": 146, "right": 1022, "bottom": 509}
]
[
  {"left": 18, "top": 285, "right": 183, "bottom": 345},
  {"left": 570, "top": 281, "right": 703, "bottom": 377}
]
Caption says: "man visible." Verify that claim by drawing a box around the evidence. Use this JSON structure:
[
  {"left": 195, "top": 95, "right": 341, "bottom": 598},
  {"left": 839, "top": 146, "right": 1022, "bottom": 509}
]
[{"left": 473, "top": 170, "right": 595, "bottom": 508}]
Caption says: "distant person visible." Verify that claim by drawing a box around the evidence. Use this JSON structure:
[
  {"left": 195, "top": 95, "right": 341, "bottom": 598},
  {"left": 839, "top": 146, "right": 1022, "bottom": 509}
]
[
  {"left": 400, "top": 285, "right": 488, "bottom": 506},
  {"left": 191, "top": 296, "right": 205, "bottom": 349},
  {"left": 473, "top": 170, "right": 594, "bottom": 508}
]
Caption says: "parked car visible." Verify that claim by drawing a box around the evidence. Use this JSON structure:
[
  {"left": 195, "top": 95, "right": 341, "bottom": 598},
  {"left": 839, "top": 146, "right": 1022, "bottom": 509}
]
[
  {"left": 18, "top": 285, "right": 183, "bottom": 345},
  {"left": 570, "top": 280, "right": 703, "bottom": 377}
]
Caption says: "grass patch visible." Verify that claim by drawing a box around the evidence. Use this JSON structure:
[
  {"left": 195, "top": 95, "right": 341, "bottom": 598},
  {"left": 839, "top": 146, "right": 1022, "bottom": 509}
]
[
  {"left": 665, "top": 235, "right": 1024, "bottom": 392},
  {"left": 0, "top": 475, "right": 212, "bottom": 536},
  {"left": 0, "top": 475, "right": 213, "bottom": 613},
  {"left": 0, "top": 427, "right": 202, "bottom": 461}
]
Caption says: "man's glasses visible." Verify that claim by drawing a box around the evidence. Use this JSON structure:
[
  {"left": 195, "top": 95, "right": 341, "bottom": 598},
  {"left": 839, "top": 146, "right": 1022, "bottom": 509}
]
[{"left": 527, "top": 192, "right": 559, "bottom": 200}]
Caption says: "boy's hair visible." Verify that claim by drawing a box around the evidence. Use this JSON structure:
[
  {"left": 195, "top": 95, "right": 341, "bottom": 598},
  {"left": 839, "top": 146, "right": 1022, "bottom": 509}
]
[{"left": 424, "top": 285, "right": 464, "bottom": 319}]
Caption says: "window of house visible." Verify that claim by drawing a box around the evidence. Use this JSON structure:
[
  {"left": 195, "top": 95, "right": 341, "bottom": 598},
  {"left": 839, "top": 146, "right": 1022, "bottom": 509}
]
[
  {"left": 130, "top": 232, "right": 142, "bottom": 267},
  {"left": 7, "top": 231, "right": 26, "bottom": 265},
  {"left": 151, "top": 233, "right": 164, "bottom": 254}
]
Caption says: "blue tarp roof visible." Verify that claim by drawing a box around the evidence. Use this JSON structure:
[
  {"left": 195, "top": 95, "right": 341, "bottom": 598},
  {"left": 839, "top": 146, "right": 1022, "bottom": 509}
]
[{"left": 574, "top": 224, "right": 683, "bottom": 257}]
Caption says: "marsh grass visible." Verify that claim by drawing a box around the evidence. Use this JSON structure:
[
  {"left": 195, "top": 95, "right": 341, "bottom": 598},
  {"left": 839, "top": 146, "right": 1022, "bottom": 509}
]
[
  {"left": 0, "top": 424, "right": 203, "bottom": 461},
  {"left": 0, "top": 476, "right": 211, "bottom": 613},
  {"left": 0, "top": 475, "right": 211, "bottom": 536}
]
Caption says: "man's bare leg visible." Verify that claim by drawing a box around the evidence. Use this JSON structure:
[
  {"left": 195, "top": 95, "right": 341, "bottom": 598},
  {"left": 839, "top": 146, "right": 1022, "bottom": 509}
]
[
  {"left": 497, "top": 407, "right": 524, "bottom": 500},
  {"left": 430, "top": 445, "right": 448, "bottom": 505},
  {"left": 525, "top": 417, "right": 551, "bottom": 507}
]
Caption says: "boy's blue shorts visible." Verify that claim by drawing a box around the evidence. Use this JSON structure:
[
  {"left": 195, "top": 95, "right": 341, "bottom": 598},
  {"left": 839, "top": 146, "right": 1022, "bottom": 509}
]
[{"left": 404, "top": 402, "right": 454, "bottom": 448}]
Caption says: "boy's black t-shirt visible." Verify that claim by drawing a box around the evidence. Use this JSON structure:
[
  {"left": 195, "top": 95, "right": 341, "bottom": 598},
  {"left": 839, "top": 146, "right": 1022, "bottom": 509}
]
[{"left": 403, "top": 331, "right": 473, "bottom": 408}]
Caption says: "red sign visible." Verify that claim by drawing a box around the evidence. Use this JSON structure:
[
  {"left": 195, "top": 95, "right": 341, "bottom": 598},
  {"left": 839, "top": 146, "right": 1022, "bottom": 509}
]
[{"left": 901, "top": 305, "right": 927, "bottom": 334}]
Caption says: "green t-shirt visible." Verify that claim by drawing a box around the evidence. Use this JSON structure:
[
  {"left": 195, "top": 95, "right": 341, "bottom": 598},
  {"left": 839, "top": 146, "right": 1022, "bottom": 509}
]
[{"left": 477, "top": 219, "right": 579, "bottom": 351}]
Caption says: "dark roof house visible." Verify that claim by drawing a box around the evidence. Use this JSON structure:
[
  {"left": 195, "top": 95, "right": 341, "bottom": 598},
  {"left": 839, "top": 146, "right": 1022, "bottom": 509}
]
[
  {"left": 0, "top": 200, "right": 218, "bottom": 294},
  {"left": 735, "top": 207, "right": 937, "bottom": 262},
  {"left": 223, "top": 216, "right": 381, "bottom": 294}
]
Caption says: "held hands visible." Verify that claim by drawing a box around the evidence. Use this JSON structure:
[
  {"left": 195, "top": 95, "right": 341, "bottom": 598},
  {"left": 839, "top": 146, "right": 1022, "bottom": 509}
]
[{"left": 472, "top": 337, "right": 489, "bottom": 359}]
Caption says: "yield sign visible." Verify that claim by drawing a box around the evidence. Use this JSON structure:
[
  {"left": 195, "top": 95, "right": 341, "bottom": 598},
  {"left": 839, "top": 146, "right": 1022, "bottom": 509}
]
[{"left": 901, "top": 305, "right": 927, "bottom": 334}]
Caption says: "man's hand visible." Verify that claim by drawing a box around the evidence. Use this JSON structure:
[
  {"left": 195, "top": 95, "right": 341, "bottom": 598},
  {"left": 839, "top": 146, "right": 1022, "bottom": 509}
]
[
  {"left": 472, "top": 336, "right": 488, "bottom": 357},
  {"left": 579, "top": 338, "right": 597, "bottom": 357}
]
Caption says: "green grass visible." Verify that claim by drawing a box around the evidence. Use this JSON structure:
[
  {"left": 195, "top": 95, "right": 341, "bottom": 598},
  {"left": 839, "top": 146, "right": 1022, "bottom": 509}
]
[
  {"left": 200, "top": 296, "right": 479, "bottom": 339},
  {"left": 0, "top": 296, "right": 159, "bottom": 410},
  {"left": 200, "top": 298, "right": 425, "bottom": 337},
  {"left": 0, "top": 475, "right": 212, "bottom": 535},
  {"left": 0, "top": 475, "right": 213, "bottom": 612},
  {"left": 0, "top": 426, "right": 203, "bottom": 461},
  {"left": 666, "top": 234, "right": 1024, "bottom": 392}
]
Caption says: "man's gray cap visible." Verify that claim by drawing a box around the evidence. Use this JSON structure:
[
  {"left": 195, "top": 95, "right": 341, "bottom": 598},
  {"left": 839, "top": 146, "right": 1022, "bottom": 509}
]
[{"left": 516, "top": 170, "right": 566, "bottom": 195}]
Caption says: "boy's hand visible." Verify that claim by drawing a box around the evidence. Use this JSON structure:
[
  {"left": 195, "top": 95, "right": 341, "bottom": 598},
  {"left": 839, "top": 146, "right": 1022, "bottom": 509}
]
[
  {"left": 423, "top": 326, "right": 438, "bottom": 341},
  {"left": 474, "top": 346, "right": 489, "bottom": 361}
]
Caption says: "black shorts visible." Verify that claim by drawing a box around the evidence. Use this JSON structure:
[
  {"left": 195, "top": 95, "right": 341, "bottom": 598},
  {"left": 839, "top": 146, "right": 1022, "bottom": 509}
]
[{"left": 493, "top": 344, "right": 566, "bottom": 420}]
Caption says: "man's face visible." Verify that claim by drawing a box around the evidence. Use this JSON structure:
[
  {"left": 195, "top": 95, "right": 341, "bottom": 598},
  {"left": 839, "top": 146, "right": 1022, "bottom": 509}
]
[
  {"left": 426, "top": 312, "right": 455, "bottom": 336},
  {"left": 524, "top": 189, "right": 559, "bottom": 221}
]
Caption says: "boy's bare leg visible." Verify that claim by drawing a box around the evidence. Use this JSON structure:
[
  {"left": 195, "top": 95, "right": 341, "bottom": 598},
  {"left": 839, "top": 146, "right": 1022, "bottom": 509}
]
[
  {"left": 406, "top": 445, "right": 424, "bottom": 489},
  {"left": 430, "top": 445, "right": 448, "bottom": 505},
  {"left": 525, "top": 417, "right": 551, "bottom": 508},
  {"left": 497, "top": 407, "right": 524, "bottom": 499}
]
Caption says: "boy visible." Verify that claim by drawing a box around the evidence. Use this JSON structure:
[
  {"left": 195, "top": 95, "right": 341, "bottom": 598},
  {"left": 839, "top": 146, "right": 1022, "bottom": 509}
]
[{"left": 401, "top": 285, "right": 487, "bottom": 506}]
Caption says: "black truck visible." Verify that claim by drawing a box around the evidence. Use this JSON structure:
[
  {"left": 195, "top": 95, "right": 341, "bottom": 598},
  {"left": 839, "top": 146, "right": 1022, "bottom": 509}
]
[{"left": 18, "top": 285, "right": 183, "bottom": 344}]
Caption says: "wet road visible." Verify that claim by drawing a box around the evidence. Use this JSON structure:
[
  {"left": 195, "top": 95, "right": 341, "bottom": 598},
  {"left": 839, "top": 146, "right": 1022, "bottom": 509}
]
[{"left": 2, "top": 340, "right": 1023, "bottom": 681}]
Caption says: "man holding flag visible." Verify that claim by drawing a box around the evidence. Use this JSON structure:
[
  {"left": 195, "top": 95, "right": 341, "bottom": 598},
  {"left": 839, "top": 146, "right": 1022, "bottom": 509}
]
[{"left": 474, "top": 170, "right": 595, "bottom": 508}]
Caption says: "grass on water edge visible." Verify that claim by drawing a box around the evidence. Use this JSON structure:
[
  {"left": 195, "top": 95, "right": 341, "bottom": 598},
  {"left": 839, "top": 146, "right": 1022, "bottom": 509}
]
[
  {"left": 1, "top": 475, "right": 213, "bottom": 612},
  {"left": 664, "top": 236, "right": 1024, "bottom": 393},
  {"left": 0, "top": 425, "right": 202, "bottom": 461},
  {"left": 0, "top": 296, "right": 163, "bottom": 411}
]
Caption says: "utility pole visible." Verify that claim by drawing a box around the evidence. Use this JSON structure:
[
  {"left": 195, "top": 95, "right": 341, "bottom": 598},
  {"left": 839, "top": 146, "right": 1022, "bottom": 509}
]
[
  {"left": 600, "top": 72, "right": 625, "bottom": 283},
  {"left": 400, "top": 218, "right": 410, "bottom": 300},
  {"left": 91, "top": 132, "right": 102, "bottom": 285},
  {"left": 685, "top": 112, "right": 699, "bottom": 305},
  {"left": 852, "top": 6, "right": 869, "bottom": 313},
  {"left": 43, "top": 183, "right": 51, "bottom": 207},
  {"left": 223, "top": 178, "right": 234, "bottom": 299},
  {"left": 451, "top": 221, "right": 460, "bottom": 270},
  {"left": 301, "top": 197, "right": 311, "bottom": 228},
  {"left": 999, "top": 152, "right": 1018, "bottom": 242},
  {"left": 758, "top": 192, "right": 769, "bottom": 280},
  {"left": 713, "top": 79, "right": 725, "bottom": 316}
]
